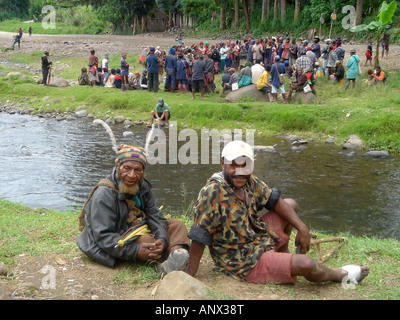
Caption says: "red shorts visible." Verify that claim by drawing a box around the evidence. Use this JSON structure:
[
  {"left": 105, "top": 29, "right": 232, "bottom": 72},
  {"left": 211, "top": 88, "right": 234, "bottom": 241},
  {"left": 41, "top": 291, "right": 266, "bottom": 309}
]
[{"left": 243, "top": 211, "right": 297, "bottom": 284}]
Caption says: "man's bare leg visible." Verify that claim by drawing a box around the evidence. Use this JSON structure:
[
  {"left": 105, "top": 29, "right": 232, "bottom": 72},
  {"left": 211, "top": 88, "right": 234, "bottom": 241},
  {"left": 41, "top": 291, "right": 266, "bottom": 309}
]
[{"left": 291, "top": 254, "right": 370, "bottom": 283}]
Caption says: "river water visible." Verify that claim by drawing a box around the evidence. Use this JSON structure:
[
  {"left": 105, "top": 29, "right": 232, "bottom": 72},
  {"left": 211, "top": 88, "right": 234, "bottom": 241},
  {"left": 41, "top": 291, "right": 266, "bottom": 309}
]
[{"left": 1, "top": 111, "right": 399, "bottom": 240}]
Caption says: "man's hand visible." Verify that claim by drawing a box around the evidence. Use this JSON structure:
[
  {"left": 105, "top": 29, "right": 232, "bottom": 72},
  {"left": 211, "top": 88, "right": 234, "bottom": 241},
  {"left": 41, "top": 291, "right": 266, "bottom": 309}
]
[
  {"left": 137, "top": 239, "right": 165, "bottom": 262},
  {"left": 294, "top": 227, "right": 311, "bottom": 254}
]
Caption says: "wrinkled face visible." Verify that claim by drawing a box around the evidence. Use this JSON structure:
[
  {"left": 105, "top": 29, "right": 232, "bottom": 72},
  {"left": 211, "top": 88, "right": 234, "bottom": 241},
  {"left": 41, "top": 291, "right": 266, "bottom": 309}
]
[
  {"left": 222, "top": 157, "right": 252, "bottom": 189},
  {"left": 118, "top": 161, "right": 144, "bottom": 194}
]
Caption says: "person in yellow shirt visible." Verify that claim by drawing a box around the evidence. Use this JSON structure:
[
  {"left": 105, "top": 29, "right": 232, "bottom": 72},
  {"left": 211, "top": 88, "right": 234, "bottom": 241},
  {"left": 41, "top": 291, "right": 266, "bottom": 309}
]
[{"left": 257, "top": 65, "right": 274, "bottom": 102}]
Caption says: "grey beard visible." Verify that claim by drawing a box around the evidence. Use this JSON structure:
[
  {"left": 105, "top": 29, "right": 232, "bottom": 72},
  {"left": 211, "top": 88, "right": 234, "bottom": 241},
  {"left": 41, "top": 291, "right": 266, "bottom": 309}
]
[{"left": 118, "top": 180, "right": 140, "bottom": 196}]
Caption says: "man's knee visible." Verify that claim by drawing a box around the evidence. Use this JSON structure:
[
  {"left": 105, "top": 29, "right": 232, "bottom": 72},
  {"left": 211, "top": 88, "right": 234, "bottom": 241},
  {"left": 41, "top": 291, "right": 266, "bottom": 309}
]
[
  {"left": 283, "top": 198, "right": 299, "bottom": 212},
  {"left": 291, "top": 254, "right": 317, "bottom": 276}
]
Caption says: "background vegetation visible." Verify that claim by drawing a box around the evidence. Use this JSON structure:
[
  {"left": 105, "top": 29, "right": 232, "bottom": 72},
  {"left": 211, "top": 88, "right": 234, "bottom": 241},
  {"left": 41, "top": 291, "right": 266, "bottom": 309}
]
[{"left": 0, "top": 0, "right": 399, "bottom": 40}]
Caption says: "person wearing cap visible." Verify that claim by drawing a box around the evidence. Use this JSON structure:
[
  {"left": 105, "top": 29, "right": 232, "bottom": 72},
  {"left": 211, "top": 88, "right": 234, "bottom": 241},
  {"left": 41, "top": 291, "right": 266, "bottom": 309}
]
[
  {"left": 145, "top": 47, "right": 160, "bottom": 92},
  {"left": 164, "top": 47, "right": 177, "bottom": 92},
  {"left": 321, "top": 39, "right": 332, "bottom": 74},
  {"left": 331, "top": 60, "right": 345, "bottom": 85},
  {"left": 114, "top": 68, "right": 122, "bottom": 89},
  {"left": 131, "top": 71, "right": 141, "bottom": 89},
  {"left": 191, "top": 54, "right": 207, "bottom": 100},
  {"left": 78, "top": 67, "right": 90, "bottom": 86},
  {"left": 344, "top": 48, "right": 360, "bottom": 90},
  {"left": 335, "top": 41, "right": 346, "bottom": 63},
  {"left": 187, "top": 140, "right": 370, "bottom": 285},
  {"left": 270, "top": 55, "right": 288, "bottom": 103},
  {"left": 41, "top": 51, "right": 52, "bottom": 86},
  {"left": 77, "top": 144, "right": 190, "bottom": 273},
  {"left": 140, "top": 69, "right": 148, "bottom": 90},
  {"left": 326, "top": 43, "right": 338, "bottom": 78},
  {"left": 311, "top": 36, "right": 321, "bottom": 59},
  {"left": 147, "top": 98, "right": 170, "bottom": 127}
]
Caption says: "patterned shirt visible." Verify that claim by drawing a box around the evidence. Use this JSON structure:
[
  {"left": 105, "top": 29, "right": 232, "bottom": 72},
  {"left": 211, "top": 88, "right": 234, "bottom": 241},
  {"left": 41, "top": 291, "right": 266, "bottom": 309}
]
[{"left": 189, "top": 172, "right": 281, "bottom": 280}]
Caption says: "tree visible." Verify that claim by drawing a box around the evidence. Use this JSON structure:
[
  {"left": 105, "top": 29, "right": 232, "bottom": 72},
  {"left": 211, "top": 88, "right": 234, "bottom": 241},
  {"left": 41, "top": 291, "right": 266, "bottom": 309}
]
[
  {"left": 234, "top": 0, "right": 239, "bottom": 28},
  {"left": 280, "top": 0, "right": 286, "bottom": 24},
  {"left": 350, "top": 0, "right": 398, "bottom": 67},
  {"left": 242, "top": 0, "right": 250, "bottom": 33},
  {"left": 294, "top": 0, "right": 301, "bottom": 22},
  {"left": 356, "top": 0, "right": 363, "bottom": 25}
]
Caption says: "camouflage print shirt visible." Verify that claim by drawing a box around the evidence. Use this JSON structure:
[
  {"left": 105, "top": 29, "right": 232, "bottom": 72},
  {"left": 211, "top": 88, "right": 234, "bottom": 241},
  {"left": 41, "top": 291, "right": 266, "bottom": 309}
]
[{"left": 189, "top": 172, "right": 281, "bottom": 280}]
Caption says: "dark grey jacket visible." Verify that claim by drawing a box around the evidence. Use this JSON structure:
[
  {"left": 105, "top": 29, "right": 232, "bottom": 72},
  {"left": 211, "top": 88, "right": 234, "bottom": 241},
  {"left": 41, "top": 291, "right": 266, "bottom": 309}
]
[{"left": 77, "top": 169, "right": 168, "bottom": 268}]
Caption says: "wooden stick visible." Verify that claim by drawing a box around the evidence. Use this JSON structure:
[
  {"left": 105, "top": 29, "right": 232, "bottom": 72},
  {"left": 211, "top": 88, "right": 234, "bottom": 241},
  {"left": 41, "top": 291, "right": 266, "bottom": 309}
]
[{"left": 310, "top": 237, "right": 347, "bottom": 245}]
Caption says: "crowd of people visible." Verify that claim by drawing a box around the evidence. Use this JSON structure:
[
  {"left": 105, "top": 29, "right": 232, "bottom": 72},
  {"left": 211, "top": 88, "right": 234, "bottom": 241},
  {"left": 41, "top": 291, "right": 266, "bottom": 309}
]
[{"left": 78, "top": 34, "right": 388, "bottom": 103}]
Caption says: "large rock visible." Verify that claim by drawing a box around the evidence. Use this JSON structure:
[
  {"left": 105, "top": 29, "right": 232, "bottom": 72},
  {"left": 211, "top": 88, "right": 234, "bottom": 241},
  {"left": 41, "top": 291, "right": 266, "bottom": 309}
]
[
  {"left": 343, "top": 135, "right": 363, "bottom": 150},
  {"left": 291, "top": 91, "right": 316, "bottom": 104},
  {"left": 225, "top": 84, "right": 271, "bottom": 102},
  {"left": 48, "top": 77, "right": 70, "bottom": 87},
  {"left": 363, "top": 150, "right": 390, "bottom": 159},
  {"left": 154, "top": 271, "right": 213, "bottom": 300}
]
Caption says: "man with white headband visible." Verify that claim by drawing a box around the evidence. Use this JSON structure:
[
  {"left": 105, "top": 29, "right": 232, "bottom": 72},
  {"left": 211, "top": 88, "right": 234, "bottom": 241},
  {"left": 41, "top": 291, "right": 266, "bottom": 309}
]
[{"left": 187, "top": 140, "right": 369, "bottom": 285}]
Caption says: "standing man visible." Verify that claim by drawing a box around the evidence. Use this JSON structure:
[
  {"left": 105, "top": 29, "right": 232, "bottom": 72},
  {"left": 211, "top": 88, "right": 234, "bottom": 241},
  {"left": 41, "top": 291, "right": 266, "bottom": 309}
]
[
  {"left": 88, "top": 49, "right": 99, "bottom": 87},
  {"left": 191, "top": 54, "right": 206, "bottom": 100},
  {"left": 120, "top": 54, "right": 129, "bottom": 92},
  {"left": 77, "top": 144, "right": 190, "bottom": 274},
  {"left": 270, "top": 56, "right": 288, "bottom": 103},
  {"left": 41, "top": 51, "right": 52, "bottom": 87},
  {"left": 146, "top": 47, "right": 160, "bottom": 92},
  {"left": 164, "top": 47, "right": 177, "bottom": 92},
  {"left": 345, "top": 48, "right": 360, "bottom": 90},
  {"left": 187, "top": 140, "right": 370, "bottom": 286}
]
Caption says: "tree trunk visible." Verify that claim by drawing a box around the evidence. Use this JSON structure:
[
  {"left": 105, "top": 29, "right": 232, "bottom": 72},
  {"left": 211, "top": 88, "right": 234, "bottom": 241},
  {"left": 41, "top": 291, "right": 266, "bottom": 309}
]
[
  {"left": 374, "top": 33, "right": 380, "bottom": 68},
  {"left": 280, "top": 0, "right": 286, "bottom": 24},
  {"left": 261, "top": 0, "right": 266, "bottom": 22},
  {"left": 294, "top": 0, "right": 301, "bottom": 22},
  {"left": 273, "top": 0, "right": 279, "bottom": 20},
  {"left": 249, "top": 0, "right": 254, "bottom": 16},
  {"left": 141, "top": 15, "right": 147, "bottom": 33},
  {"left": 234, "top": 0, "right": 239, "bottom": 28},
  {"left": 242, "top": 0, "right": 250, "bottom": 33},
  {"left": 356, "top": 0, "right": 363, "bottom": 26},
  {"left": 219, "top": 5, "right": 226, "bottom": 30}
]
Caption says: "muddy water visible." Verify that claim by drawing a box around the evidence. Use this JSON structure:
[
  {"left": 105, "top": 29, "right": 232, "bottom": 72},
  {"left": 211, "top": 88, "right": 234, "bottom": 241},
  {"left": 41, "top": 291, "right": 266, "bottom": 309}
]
[{"left": 1, "top": 112, "right": 399, "bottom": 240}]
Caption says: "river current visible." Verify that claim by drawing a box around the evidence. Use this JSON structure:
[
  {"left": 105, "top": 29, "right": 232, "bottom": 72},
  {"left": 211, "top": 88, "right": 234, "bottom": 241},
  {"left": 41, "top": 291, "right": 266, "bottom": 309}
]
[{"left": 1, "top": 112, "right": 399, "bottom": 240}]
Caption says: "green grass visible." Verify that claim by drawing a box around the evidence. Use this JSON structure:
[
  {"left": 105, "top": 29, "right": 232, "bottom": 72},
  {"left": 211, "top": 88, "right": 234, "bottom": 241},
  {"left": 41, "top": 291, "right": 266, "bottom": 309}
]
[
  {"left": 0, "top": 19, "right": 105, "bottom": 35},
  {"left": 1, "top": 49, "right": 400, "bottom": 153},
  {"left": 1, "top": 199, "right": 399, "bottom": 299}
]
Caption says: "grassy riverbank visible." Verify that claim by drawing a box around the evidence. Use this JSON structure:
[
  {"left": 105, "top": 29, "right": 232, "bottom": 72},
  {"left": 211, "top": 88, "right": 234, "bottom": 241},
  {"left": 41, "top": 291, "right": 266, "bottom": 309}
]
[
  {"left": 1, "top": 48, "right": 400, "bottom": 153},
  {"left": 1, "top": 199, "right": 399, "bottom": 300}
]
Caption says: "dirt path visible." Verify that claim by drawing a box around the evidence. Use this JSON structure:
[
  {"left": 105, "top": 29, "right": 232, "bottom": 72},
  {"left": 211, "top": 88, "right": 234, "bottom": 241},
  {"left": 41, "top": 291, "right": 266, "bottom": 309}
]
[{"left": 1, "top": 251, "right": 367, "bottom": 301}]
